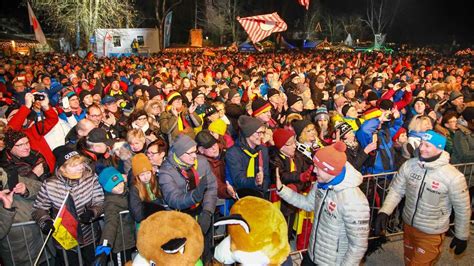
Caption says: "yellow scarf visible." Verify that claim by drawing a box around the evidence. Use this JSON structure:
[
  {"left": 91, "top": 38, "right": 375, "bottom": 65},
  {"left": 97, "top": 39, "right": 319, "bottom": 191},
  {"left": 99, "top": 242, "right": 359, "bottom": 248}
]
[
  {"left": 242, "top": 149, "right": 259, "bottom": 178},
  {"left": 177, "top": 115, "right": 184, "bottom": 131},
  {"left": 279, "top": 153, "right": 295, "bottom": 172}
]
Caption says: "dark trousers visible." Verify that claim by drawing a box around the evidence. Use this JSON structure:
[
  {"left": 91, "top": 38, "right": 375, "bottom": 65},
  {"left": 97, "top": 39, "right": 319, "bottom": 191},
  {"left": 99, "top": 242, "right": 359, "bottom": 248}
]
[
  {"left": 112, "top": 248, "right": 134, "bottom": 266},
  {"left": 301, "top": 252, "right": 317, "bottom": 266},
  {"left": 55, "top": 244, "right": 94, "bottom": 266}
]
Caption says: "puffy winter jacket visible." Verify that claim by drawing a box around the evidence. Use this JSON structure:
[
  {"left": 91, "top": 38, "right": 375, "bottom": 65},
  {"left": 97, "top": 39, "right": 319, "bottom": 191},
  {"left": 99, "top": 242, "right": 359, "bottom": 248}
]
[
  {"left": 380, "top": 152, "right": 471, "bottom": 240},
  {"left": 32, "top": 166, "right": 105, "bottom": 246},
  {"left": 159, "top": 154, "right": 217, "bottom": 214},
  {"left": 278, "top": 163, "right": 370, "bottom": 265}
]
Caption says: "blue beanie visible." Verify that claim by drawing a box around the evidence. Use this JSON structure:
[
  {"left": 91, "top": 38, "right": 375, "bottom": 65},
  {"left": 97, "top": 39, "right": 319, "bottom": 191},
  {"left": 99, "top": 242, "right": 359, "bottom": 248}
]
[
  {"left": 422, "top": 130, "right": 446, "bottom": 150},
  {"left": 98, "top": 167, "right": 124, "bottom": 193}
]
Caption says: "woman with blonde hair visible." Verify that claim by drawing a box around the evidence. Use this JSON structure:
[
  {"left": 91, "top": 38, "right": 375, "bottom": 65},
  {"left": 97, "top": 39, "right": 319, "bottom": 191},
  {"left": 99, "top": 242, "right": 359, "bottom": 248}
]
[
  {"left": 32, "top": 145, "right": 104, "bottom": 265},
  {"left": 128, "top": 153, "right": 166, "bottom": 224},
  {"left": 144, "top": 99, "right": 163, "bottom": 129},
  {"left": 406, "top": 114, "right": 433, "bottom": 157}
]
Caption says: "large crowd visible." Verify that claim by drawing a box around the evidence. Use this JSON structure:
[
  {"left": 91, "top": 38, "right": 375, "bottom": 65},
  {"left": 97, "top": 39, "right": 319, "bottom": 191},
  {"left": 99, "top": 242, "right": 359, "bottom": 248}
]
[{"left": 0, "top": 49, "right": 473, "bottom": 265}]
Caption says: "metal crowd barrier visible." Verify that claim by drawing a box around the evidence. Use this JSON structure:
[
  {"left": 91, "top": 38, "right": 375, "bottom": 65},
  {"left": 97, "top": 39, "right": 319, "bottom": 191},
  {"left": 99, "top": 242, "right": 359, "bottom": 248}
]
[{"left": 2, "top": 163, "right": 474, "bottom": 265}]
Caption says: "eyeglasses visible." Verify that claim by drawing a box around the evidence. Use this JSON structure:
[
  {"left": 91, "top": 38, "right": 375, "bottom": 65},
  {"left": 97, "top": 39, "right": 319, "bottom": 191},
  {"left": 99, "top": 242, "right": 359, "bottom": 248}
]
[
  {"left": 254, "top": 130, "right": 266, "bottom": 136},
  {"left": 185, "top": 150, "right": 197, "bottom": 156},
  {"left": 88, "top": 114, "right": 102, "bottom": 118}
]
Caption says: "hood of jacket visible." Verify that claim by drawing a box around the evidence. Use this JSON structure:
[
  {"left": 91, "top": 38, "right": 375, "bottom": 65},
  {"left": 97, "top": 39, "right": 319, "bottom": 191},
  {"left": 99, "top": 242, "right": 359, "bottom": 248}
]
[{"left": 332, "top": 162, "right": 363, "bottom": 192}]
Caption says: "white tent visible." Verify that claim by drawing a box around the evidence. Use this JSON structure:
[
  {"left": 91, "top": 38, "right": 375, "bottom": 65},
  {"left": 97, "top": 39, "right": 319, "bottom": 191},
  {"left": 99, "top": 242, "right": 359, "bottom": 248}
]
[
  {"left": 94, "top": 28, "right": 160, "bottom": 57},
  {"left": 344, "top": 34, "right": 353, "bottom": 47}
]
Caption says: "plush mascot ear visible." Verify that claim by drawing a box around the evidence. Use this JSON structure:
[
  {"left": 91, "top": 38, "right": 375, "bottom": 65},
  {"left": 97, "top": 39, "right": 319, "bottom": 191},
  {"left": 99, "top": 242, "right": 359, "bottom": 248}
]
[{"left": 213, "top": 214, "right": 250, "bottom": 234}]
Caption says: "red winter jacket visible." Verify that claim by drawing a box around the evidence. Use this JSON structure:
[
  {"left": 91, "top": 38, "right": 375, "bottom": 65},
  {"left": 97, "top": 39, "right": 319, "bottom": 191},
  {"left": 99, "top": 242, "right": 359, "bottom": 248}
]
[
  {"left": 7, "top": 105, "right": 58, "bottom": 173},
  {"left": 381, "top": 88, "right": 413, "bottom": 110}
]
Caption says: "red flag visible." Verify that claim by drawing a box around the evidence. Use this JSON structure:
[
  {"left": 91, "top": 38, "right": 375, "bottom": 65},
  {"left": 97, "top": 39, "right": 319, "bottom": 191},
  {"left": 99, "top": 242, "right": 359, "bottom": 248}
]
[
  {"left": 237, "top": 13, "right": 287, "bottom": 44},
  {"left": 52, "top": 192, "right": 82, "bottom": 250},
  {"left": 27, "top": 2, "right": 47, "bottom": 45},
  {"left": 297, "top": 0, "right": 310, "bottom": 10}
]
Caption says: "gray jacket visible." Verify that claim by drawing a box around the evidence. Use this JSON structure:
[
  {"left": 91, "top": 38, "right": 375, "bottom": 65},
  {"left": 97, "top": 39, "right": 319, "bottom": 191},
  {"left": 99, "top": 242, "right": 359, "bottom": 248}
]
[
  {"left": 278, "top": 162, "right": 370, "bottom": 265},
  {"left": 159, "top": 154, "right": 217, "bottom": 214},
  {"left": 0, "top": 169, "right": 52, "bottom": 266},
  {"left": 380, "top": 151, "right": 471, "bottom": 240}
]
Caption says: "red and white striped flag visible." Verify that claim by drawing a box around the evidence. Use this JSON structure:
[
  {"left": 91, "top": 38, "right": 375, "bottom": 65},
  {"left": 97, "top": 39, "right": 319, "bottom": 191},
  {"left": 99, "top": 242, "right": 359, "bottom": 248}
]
[
  {"left": 237, "top": 13, "right": 287, "bottom": 44},
  {"left": 297, "top": 0, "right": 310, "bottom": 10},
  {"left": 27, "top": 2, "right": 47, "bottom": 45}
]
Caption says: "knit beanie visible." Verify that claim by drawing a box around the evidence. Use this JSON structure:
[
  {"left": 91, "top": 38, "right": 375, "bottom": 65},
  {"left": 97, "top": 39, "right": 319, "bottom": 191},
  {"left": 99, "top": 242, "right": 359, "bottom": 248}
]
[
  {"left": 286, "top": 93, "right": 302, "bottom": 107},
  {"left": 267, "top": 89, "right": 280, "bottom": 100},
  {"left": 378, "top": 99, "right": 394, "bottom": 111},
  {"left": 98, "top": 166, "right": 124, "bottom": 193},
  {"left": 344, "top": 83, "right": 357, "bottom": 94},
  {"left": 341, "top": 104, "right": 352, "bottom": 117},
  {"left": 421, "top": 130, "right": 446, "bottom": 150},
  {"left": 273, "top": 128, "right": 295, "bottom": 149},
  {"left": 335, "top": 122, "right": 352, "bottom": 138},
  {"left": 366, "top": 91, "right": 378, "bottom": 102},
  {"left": 4, "top": 129, "right": 27, "bottom": 151},
  {"left": 209, "top": 118, "right": 227, "bottom": 136},
  {"left": 313, "top": 141, "right": 347, "bottom": 176},
  {"left": 238, "top": 115, "right": 264, "bottom": 138},
  {"left": 413, "top": 97, "right": 426, "bottom": 105},
  {"left": 192, "top": 89, "right": 205, "bottom": 100},
  {"left": 314, "top": 106, "right": 330, "bottom": 121},
  {"left": 79, "top": 90, "right": 92, "bottom": 103},
  {"left": 195, "top": 130, "right": 217, "bottom": 149},
  {"left": 170, "top": 134, "right": 197, "bottom": 157},
  {"left": 53, "top": 145, "right": 80, "bottom": 171},
  {"left": 292, "top": 119, "right": 312, "bottom": 139},
  {"left": 131, "top": 153, "right": 153, "bottom": 177},
  {"left": 392, "top": 127, "right": 407, "bottom": 142},
  {"left": 335, "top": 83, "right": 345, "bottom": 94},
  {"left": 228, "top": 89, "right": 240, "bottom": 100},
  {"left": 251, "top": 98, "right": 272, "bottom": 117},
  {"left": 449, "top": 91, "right": 463, "bottom": 102},
  {"left": 166, "top": 91, "right": 182, "bottom": 105}
]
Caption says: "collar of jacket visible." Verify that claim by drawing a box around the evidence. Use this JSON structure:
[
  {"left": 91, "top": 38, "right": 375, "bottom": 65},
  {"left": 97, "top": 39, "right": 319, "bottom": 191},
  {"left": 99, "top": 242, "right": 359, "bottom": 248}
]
[{"left": 317, "top": 166, "right": 346, "bottom": 190}]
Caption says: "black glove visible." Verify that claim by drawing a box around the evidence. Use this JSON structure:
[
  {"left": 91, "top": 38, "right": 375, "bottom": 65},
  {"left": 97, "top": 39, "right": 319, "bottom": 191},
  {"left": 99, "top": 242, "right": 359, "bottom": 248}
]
[
  {"left": 143, "top": 201, "right": 166, "bottom": 219},
  {"left": 79, "top": 210, "right": 95, "bottom": 224},
  {"left": 198, "top": 210, "right": 213, "bottom": 234},
  {"left": 374, "top": 212, "right": 389, "bottom": 236},
  {"left": 192, "top": 177, "right": 207, "bottom": 203},
  {"left": 450, "top": 237, "right": 467, "bottom": 255},
  {"left": 40, "top": 219, "right": 55, "bottom": 235}
]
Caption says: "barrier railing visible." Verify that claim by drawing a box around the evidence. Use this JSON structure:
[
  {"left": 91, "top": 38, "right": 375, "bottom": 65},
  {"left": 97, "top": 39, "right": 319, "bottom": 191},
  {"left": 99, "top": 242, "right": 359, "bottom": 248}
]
[{"left": 2, "top": 163, "right": 473, "bottom": 265}]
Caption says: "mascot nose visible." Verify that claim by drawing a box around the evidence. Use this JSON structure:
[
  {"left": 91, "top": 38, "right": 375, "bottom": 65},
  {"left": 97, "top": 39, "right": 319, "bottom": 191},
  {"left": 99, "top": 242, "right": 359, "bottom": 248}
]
[{"left": 161, "top": 237, "right": 187, "bottom": 254}]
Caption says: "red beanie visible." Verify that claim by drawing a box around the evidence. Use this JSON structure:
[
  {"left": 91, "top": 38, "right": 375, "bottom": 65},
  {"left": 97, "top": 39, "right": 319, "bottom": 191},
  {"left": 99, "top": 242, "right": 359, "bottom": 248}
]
[
  {"left": 392, "top": 127, "right": 407, "bottom": 142},
  {"left": 313, "top": 141, "right": 347, "bottom": 176},
  {"left": 273, "top": 128, "right": 295, "bottom": 149}
]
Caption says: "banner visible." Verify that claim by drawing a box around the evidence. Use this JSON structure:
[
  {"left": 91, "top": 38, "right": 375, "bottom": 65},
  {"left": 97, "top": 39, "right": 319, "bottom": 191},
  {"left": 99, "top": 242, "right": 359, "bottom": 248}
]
[
  {"left": 52, "top": 192, "right": 82, "bottom": 250},
  {"left": 27, "top": 2, "right": 47, "bottom": 45},
  {"left": 164, "top": 11, "right": 173, "bottom": 48}
]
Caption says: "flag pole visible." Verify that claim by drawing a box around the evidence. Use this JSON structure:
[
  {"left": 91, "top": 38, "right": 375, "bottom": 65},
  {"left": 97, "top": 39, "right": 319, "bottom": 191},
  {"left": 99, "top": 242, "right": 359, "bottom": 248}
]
[
  {"left": 33, "top": 229, "right": 53, "bottom": 266},
  {"left": 33, "top": 191, "right": 70, "bottom": 266}
]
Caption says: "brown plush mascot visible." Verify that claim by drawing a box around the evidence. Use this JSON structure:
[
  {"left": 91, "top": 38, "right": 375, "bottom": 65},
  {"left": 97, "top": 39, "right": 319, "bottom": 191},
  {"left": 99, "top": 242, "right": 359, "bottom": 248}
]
[{"left": 128, "top": 211, "right": 204, "bottom": 266}]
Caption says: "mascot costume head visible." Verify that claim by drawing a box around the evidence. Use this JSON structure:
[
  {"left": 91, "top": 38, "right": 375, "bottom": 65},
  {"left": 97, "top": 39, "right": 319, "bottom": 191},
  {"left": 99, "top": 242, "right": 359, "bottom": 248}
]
[
  {"left": 130, "top": 211, "right": 204, "bottom": 266},
  {"left": 214, "top": 196, "right": 290, "bottom": 265}
]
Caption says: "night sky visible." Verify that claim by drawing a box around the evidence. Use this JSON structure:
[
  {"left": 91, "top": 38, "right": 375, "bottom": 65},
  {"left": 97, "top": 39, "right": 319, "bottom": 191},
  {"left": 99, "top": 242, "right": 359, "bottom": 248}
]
[{"left": 1, "top": 0, "right": 472, "bottom": 46}]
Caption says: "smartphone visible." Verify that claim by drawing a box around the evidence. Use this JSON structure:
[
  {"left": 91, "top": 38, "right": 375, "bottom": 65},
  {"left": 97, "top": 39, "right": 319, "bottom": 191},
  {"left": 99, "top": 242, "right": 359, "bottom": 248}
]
[{"left": 62, "top": 97, "right": 70, "bottom": 109}]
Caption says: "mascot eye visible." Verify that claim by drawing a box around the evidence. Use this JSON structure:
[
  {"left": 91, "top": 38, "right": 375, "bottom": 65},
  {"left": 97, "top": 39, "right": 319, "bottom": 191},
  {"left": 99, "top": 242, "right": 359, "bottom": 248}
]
[{"left": 161, "top": 238, "right": 187, "bottom": 254}]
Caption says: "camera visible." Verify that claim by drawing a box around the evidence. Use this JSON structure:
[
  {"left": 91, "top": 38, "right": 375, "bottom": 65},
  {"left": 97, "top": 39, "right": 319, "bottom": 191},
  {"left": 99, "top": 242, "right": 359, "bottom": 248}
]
[{"left": 34, "top": 93, "right": 45, "bottom": 101}]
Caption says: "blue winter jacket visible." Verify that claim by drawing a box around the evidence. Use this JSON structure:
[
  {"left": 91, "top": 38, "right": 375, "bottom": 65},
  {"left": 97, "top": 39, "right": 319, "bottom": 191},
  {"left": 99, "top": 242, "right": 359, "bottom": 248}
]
[
  {"left": 356, "top": 115, "right": 403, "bottom": 175},
  {"left": 225, "top": 137, "right": 270, "bottom": 193}
]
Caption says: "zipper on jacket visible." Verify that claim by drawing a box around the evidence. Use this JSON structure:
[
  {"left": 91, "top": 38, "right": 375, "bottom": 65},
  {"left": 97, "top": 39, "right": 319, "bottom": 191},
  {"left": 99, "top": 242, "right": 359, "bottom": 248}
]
[
  {"left": 410, "top": 169, "right": 428, "bottom": 225},
  {"left": 312, "top": 189, "right": 329, "bottom": 256}
]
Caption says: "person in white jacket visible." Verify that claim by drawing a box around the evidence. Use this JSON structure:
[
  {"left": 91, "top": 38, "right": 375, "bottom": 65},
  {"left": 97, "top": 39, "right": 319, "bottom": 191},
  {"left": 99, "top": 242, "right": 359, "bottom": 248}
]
[
  {"left": 276, "top": 141, "right": 370, "bottom": 265},
  {"left": 375, "top": 130, "right": 471, "bottom": 265}
]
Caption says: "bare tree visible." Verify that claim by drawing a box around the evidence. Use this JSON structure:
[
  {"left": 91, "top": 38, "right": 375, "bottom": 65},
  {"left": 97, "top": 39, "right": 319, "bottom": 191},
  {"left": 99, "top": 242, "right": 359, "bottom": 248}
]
[
  {"left": 323, "top": 14, "right": 344, "bottom": 42},
  {"left": 32, "top": 0, "right": 136, "bottom": 50},
  {"left": 198, "top": 0, "right": 241, "bottom": 45},
  {"left": 340, "top": 15, "right": 368, "bottom": 41},
  {"left": 303, "top": 0, "right": 324, "bottom": 39},
  {"left": 154, "top": 0, "right": 183, "bottom": 50},
  {"left": 360, "top": 0, "right": 400, "bottom": 37}
]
